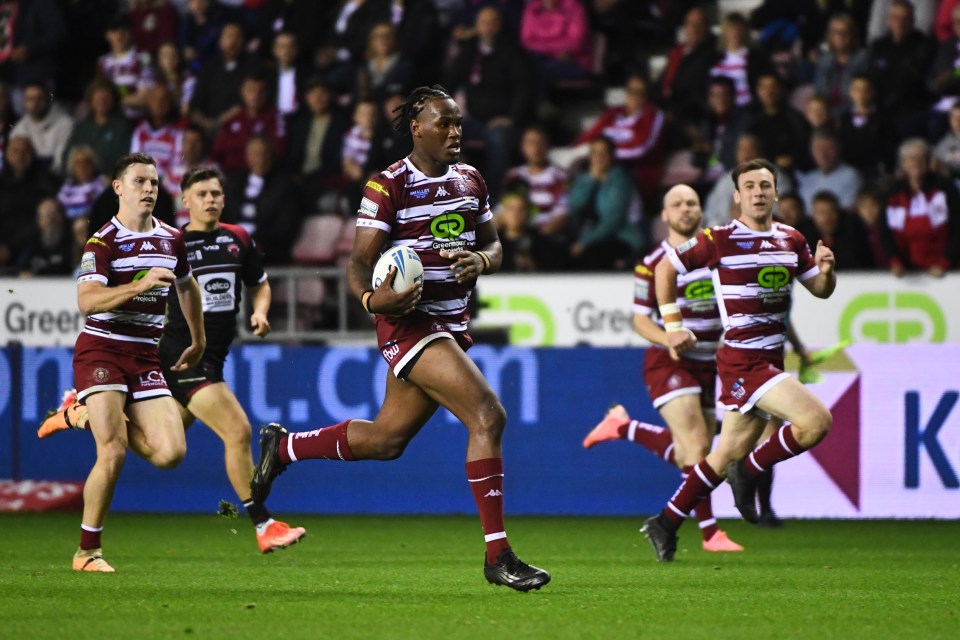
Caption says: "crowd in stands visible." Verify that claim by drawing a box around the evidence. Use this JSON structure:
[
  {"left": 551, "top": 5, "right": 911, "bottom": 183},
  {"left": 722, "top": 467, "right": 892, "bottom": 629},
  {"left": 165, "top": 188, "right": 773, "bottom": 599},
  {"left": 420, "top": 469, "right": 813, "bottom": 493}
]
[{"left": 1, "top": 0, "right": 959, "bottom": 281}]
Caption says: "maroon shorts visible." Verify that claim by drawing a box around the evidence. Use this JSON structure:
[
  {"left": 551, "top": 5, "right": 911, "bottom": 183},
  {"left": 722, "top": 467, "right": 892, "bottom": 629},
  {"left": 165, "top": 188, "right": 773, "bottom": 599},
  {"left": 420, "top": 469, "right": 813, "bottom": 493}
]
[
  {"left": 375, "top": 311, "right": 473, "bottom": 379},
  {"left": 716, "top": 345, "right": 790, "bottom": 416},
  {"left": 643, "top": 347, "right": 717, "bottom": 411},
  {"left": 73, "top": 332, "right": 172, "bottom": 403}
]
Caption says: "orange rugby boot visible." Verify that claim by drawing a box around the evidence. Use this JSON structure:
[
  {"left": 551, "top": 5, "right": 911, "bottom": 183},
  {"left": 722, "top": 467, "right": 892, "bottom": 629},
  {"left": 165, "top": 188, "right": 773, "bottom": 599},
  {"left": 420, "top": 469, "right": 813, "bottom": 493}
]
[
  {"left": 702, "top": 530, "right": 744, "bottom": 552},
  {"left": 256, "top": 520, "right": 306, "bottom": 554},
  {"left": 72, "top": 548, "right": 116, "bottom": 572},
  {"left": 38, "top": 389, "right": 89, "bottom": 439},
  {"left": 582, "top": 404, "right": 631, "bottom": 448}
]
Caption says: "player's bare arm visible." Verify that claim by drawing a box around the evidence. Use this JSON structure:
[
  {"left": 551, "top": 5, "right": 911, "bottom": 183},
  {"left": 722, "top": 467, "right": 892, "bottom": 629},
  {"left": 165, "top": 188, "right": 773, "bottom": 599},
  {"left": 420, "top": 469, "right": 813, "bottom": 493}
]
[
  {"left": 171, "top": 276, "right": 206, "bottom": 371},
  {"left": 77, "top": 267, "right": 176, "bottom": 315},
  {"left": 654, "top": 258, "right": 697, "bottom": 359},
  {"left": 801, "top": 240, "right": 837, "bottom": 299},
  {"left": 249, "top": 280, "right": 272, "bottom": 337},
  {"left": 632, "top": 313, "right": 669, "bottom": 348},
  {"left": 440, "top": 218, "right": 502, "bottom": 284},
  {"left": 348, "top": 226, "right": 422, "bottom": 316}
]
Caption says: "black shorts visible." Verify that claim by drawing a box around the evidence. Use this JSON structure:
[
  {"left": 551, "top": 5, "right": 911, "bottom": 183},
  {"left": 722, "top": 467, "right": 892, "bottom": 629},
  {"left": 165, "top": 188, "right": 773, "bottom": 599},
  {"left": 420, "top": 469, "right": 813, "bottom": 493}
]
[{"left": 158, "top": 337, "right": 226, "bottom": 406}]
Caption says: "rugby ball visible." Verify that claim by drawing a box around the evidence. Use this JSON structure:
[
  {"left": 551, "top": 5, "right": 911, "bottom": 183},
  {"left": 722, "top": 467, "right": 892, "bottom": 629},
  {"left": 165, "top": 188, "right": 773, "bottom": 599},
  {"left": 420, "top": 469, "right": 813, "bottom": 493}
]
[{"left": 372, "top": 246, "right": 424, "bottom": 292}]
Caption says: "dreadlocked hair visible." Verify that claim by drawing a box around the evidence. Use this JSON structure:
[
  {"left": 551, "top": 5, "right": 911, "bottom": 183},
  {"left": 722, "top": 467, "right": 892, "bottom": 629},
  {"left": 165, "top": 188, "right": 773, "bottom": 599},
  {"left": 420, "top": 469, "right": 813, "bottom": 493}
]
[{"left": 391, "top": 85, "right": 452, "bottom": 136}]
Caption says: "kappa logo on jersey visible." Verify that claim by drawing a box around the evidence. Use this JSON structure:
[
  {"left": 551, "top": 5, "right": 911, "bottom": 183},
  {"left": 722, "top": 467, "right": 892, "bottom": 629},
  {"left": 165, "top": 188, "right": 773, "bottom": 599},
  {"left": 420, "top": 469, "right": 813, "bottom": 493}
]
[
  {"left": 365, "top": 180, "right": 390, "bottom": 198},
  {"left": 119, "top": 242, "right": 136, "bottom": 252},
  {"left": 435, "top": 186, "right": 449, "bottom": 197},
  {"left": 411, "top": 188, "right": 429, "bottom": 199},
  {"left": 141, "top": 241, "right": 157, "bottom": 251},
  {"left": 359, "top": 197, "right": 378, "bottom": 217},
  {"left": 760, "top": 240, "right": 777, "bottom": 250},
  {"left": 79, "top": 252, "right": 96, "bottom": 274},
  {"left": 484, "top": 489, "right": 502, "bottom": 498}
]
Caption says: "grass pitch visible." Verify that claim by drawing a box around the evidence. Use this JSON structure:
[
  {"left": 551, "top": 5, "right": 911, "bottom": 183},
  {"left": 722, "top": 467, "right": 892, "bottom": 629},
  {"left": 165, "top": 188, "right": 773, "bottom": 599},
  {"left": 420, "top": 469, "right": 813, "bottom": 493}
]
[{"left": 2, "top": 514, "right": 957, "bottom": 639}]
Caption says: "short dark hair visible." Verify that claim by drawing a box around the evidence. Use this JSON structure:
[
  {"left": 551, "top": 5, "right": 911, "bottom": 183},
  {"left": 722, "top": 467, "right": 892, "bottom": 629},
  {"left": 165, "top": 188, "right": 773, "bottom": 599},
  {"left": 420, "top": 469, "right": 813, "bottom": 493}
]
[
  {"left": 113, "top": 152, "right": 156, "bottom": 180},
  {"left": 811, "top": 190, "right": 840, "bottom": 209},
  {"left": 180, "top": 165, "right": 224, "bottom": 193},
  {"left": 391, "top": 85, "right": 453, "bottom": 136},
  {"left": 731, "top": 158, "right": 778, "bottom": 190}
]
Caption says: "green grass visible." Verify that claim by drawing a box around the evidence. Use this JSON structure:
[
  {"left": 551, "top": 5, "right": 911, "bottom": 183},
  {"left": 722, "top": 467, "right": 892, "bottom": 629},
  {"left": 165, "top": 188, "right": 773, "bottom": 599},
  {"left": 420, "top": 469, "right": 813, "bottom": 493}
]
[{"left": 2, "top": 515, "right": 958, "bottom": 639}]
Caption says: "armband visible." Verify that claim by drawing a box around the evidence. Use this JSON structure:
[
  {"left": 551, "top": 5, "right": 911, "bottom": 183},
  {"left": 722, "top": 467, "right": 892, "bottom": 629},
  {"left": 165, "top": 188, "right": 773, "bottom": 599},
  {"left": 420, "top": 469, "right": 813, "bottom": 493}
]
[
  {"left": 475, "top": 251, "right": 491, "bottom": 273},
  {"left": 361, "top": 289, "right": 375, "bottom": 314}
]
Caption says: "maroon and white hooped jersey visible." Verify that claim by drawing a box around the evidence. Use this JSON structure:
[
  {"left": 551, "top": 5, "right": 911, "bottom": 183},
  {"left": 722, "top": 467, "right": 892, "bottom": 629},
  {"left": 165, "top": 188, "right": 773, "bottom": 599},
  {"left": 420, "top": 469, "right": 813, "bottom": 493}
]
[
  {"left": 356, "top": 157, "right": 493, "bottom": 332},
  {"left": 634, "top": 240, "right": 722, "bottom": 362},
  {"left": 77, "top": 217, "right": 191, "bottom": 345},
  {"left": 665, "top": 220, "right": 818, "bottom": 351},
  {"left": 130, "top": 121, "right": 184, "bottom": 182}
]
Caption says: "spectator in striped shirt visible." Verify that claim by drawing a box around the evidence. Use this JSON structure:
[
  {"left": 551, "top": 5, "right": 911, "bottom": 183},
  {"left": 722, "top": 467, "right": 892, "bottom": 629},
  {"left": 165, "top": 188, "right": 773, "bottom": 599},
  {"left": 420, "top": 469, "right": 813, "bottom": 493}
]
[
  {"left": 342, "top": 99, "right": 379, "bottom": 205},
  {"left": 97, "top": 14, "right": 154, "bottom": 120},
  {"left": 57, "top": 145, "right": 108, "bottom": 221}
]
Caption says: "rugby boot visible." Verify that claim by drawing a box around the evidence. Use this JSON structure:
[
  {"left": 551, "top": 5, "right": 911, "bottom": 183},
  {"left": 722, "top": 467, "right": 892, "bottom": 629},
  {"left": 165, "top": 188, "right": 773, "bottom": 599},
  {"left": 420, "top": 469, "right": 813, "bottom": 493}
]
[
  {"left": 582, "top": 404, "right": 630, "bottom": 448},
  {"left": 702, "top": 529, "right": 744, "bottom": 552},
  {"left": 483, "top": 548, "right": 551, "bottom": 592},
  {"left": 757, "top": 510, "right": 785, "bottom": 529},
  {"left": 256, "top": 520, "right": 307, "bottom": 554},
  {"left": 72, "top": 548, "right": 115, "bottom": 572},
  {"left": 725, "top": 460, "right": 760, "bottom": 524},
  {"left": 641, "top": 515, "right": 677, "bottom": 562},
  {"left": 250, "top": 423, "right": 289, "bottom": 504},
  {"left": 38, "top": 389, "right": 88, "bottom": 439}
]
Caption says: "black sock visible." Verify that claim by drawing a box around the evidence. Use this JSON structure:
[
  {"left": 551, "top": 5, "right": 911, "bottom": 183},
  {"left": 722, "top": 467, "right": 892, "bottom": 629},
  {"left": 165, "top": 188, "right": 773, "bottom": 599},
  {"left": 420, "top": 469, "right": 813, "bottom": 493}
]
[
  {"left": 756, "top": 469, "right": 774, "bottom": 514},
  {"left": 244, "top": 499, "right": 271, "bottom": 526}
]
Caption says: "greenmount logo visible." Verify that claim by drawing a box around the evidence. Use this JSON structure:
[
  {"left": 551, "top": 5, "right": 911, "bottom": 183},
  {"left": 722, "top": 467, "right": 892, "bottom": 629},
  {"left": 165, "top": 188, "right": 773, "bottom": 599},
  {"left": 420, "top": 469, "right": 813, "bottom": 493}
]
[
  {"left": 430, "top": 212, "right": 466, "bottom": 250},
  {"left": 840, "top": 292, "right": 946, "bottom": 343},
  {"left": 477, "top": 294, "right": 555, "bottom": 345}
]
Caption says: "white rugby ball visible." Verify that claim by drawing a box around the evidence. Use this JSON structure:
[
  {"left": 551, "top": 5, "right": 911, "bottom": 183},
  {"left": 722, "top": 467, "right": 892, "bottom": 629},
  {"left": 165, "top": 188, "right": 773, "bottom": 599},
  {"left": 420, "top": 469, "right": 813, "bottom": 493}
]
[{"left": 372, "top": 246, "right": 424, "bottom": 292}]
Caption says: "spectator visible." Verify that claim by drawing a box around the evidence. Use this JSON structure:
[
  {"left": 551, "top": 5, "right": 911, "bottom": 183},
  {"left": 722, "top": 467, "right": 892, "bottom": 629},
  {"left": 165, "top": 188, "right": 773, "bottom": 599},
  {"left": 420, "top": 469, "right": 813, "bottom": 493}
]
[
  {"left": 503, "top": 125, "right": 570, "bottom": 236},
  {"left": 774, "top": 191, "right": 815, "bottom": 239},
  {"left": 180, "top": 0, "right": 228, "bottom": 73},
  {"left": 251, "top": 0, "right": 330, "bottom": 67},
  {"left": 802, "top": 94, "right": 833, "bottom": 131},
  {"left": 927, "top": 3, "right": 960, "bottom": 141},
  {"left": 868, "top": 0, "right": 936, "bottom": 140},
  {"left": 268, "top": 31, "right": 304, "bottom": 117},
  {"left": 657, "top": 5, "right": 717, "bottom": 120},
  {"left": 97, "top": 13, "right": 154, "bottom": 120},
  {"left": 0, "top": 0, "right": 66, "bottom": 90},
  {"left": 838, "top": 74, "right": 895, "bottom": 181},
  {"left": 854, "top": 186, "right": 892, "bottom": 270},
  {"left": 326, "top": 0, "right": 389, "bottom": 66},
  {"left": 867, "top": 0, "right": 936, "bottom": 43},
  {"left": 189, "top": 22, "right": 259, "bottom": 135},
  {"left": 130, "top": 84, "right": 185, "bottom": 187},
  {"left": 812, "top": 13, "right": 869, "bottom": 119},
  {"left": 57, "top": 146, "right": 108, "bottom": 220},
  {"left": 286, "top": 78, "right": 348, "bottom": 185},
  {"left": 446, "top": 6, "right": 535, "bottom": 198},
  {"left": 519, "top": 0, "right": 593, "bottom": 91},
  {"left": 211, "top": 71, "right": 286, "bottom": 173},
  {"left": 0, "top": 137, "right": 60, "bottom": 272},
  {"left": 934, "top": 102, "right": 960, "bottom": 183},
  {"left": 885, "top": 137, "right": 960, "bottom": 276},
  {"left": 165, "top": 124, "right": 215, "bottom": 227},
  {"left": 496, "top": 192, "right": 542, "bottom": 272},
  {"left": 0, "top": 81, "right": 11, "bottom": 172},
  {"left": 17, "top": 197, "right": 74, "bottom": 276},
  {"left": 749, "top": 0, "right": 870, "bottom": 60},
  {"left": 154, "top": 42, "right": 196, "bottom": 118},
  {"left": 61, "top": 78, "right": 132, "bottom": 177},
  {"left": 129, "top": 0, "right": 180, "bottom": 58},
  {"left": 573, "top": 73, "right": 665, "bottom": 204},
  {"left": 806, "top": 190, "right": 874, "bottom": 270},
  {"left": 348, "top": 22, "right": 414, "bottom": 107},
  {"left": 394, "top": 0, "right": 446, "bottom": 89},
  {"left": 342, "top": 99, "right": 379, "bottom": 205},
  {"left": 935, "top": 0, "right": 960, "bottom": 42},
  {"left": 745, "top": 72, "right": 811, "bottom": 173},
  {"left": 709, "top": 12, "right": 776, "bottom": 108},
  {"left": 365, "top": 91, "right": 410, "bottom": 174},
  {"left": 9, "top": 82, "right": 74, "bottom": 175},
  {"left": 688, "top": 75, "right": 748, "bottom": 175},
  {"left": 567, "top": 137, "right": 644, "bottom": 270},
  {"left": 451, "top": 0, "right": 524, "bottom": 42},
  {"left": 797, "top": 128, "right": 862, "bottom": 212},
  {"left": 223, "top": 135, "right": 301, "bottom": 264}
]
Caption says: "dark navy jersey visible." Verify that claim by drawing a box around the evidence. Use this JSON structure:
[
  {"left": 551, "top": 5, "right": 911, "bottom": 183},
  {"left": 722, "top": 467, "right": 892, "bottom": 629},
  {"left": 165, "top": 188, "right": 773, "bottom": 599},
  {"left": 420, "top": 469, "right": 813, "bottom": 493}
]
[{"left": 164, "top": 222, "right": 266, "bottom": 359}]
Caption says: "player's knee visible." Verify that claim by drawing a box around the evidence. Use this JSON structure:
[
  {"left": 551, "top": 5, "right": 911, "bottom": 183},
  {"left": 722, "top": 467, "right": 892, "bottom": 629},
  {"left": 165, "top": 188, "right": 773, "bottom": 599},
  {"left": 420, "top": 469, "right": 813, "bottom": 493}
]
[
  {"left": 151, "top": 442, "right": 186, "bottom": 469},
  {"left": 96, "top": 441, "right": 127, "bottom": 473},
  {"left": 474, "top": 396, "right": 507, "bottom": 439},
  {"left": 810, "top": 407, "right": 833, "bottom": 442},
  {"left": 222, "top": 420, "right": 252, "bottom": 449}
]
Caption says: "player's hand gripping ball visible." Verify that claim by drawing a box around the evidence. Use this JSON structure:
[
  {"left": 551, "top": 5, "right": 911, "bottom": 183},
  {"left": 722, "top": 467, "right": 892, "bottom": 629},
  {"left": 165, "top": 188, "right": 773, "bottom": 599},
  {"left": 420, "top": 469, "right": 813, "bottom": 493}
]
[{"left": 372, "top": 246, "right": 424, "bottom": 292}]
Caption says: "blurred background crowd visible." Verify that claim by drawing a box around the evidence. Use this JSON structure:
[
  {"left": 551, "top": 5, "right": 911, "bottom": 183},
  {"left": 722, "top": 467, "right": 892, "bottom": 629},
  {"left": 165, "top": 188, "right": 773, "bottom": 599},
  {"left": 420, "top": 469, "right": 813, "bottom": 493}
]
[{"left": 1, "top": 0, "right": 959, "bottom": 281}]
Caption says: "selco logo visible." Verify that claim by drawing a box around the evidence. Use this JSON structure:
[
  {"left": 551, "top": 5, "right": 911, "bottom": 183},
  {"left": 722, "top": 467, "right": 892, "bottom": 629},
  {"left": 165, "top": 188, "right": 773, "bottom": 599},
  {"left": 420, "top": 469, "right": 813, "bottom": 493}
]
[
  {"left": 430, "top": 212, "right": 465, "bottom": 239},
  {"left": 757, "top": 266, "right": 790, "bottom": 292},
  {"left": 204, "top": 278, "right": 231, "bottom": 293},
  {"left": 840, "top": 292, "right": 946, "bottom": 343},
  {"left": 683, "top": 280, "right": 714, "bottom": 300}
]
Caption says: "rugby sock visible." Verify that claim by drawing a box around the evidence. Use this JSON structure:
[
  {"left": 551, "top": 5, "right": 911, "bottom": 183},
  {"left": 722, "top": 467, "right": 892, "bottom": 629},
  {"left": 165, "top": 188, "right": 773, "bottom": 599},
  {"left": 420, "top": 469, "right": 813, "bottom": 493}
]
[
  {"left": 244, "top": 499, "right": 271, "bottom": 526},
  {"left": 278, "top": 420, "right": 355, "bottom": 464},
  {"left": 626, "top": 420, "right": 676, "bottom": 464},
  {"left": 466, "top": 458, "right": 510, "bottom": 564},
  {"left": 660, "top": 460, "right": 722, "bottom": 532},
  {"left": 744, "top": 425, "right": 806, "bottom": 477},
  {"left": 756, "top": 468, "right": 774, "bottom": 514},
  {"left": 682, "top": 465, "right": 719, "bottom": 541},
  {"left": 80, "top": 524, "right": 102, "bottom": 551}
]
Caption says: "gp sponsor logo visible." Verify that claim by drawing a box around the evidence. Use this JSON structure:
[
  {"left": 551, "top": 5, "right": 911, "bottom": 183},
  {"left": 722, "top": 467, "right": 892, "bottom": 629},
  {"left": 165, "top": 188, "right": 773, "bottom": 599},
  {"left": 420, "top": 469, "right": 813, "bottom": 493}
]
[
  {"left": 430, "top": 212, "right": 465, "bottom": 239},
  {"left": 839, "top": 292, "right": 946, "bottom": 343},
  {"left": 478, "top": 293, "right": 555, "bottom": 345},
  {"left": 132, "top": 269, "right": 166, "bottom": 302},
  {"left": 757, "top": 266, "right": 790, "bottom": 291},
  {"left": 683, "top": 281, "right": 714, "bottom": 300}
]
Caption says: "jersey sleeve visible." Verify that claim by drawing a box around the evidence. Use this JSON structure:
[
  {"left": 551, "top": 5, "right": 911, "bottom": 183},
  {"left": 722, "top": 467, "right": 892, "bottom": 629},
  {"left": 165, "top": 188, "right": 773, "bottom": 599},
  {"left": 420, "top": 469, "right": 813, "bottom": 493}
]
[
  {"left": 77, "top": 236, "right": 113, "bottom": 285},
  {"left": 238, "top": 230, "right": 267, "bottom": 287},
  {"left": 474, "top": 169, "right": 493, "bottom": 225},
  {"left": 795, "top": 231, "right": 820, "bottom": 282},
  {"left": 355, "top": 176, "right": 397, "bottom": 234},
  {"left": 666, "top": 228, "right": 720, "bottom": 275},
  {"left": 632, "top": 262, "right": 656, "bottom": 316},
  {"left": 172, "top": 232, "right": 192, "bottom": 283}
]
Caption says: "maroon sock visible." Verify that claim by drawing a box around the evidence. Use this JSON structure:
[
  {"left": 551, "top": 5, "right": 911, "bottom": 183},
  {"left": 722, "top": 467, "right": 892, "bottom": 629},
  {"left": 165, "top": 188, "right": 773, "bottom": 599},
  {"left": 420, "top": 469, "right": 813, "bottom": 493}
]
[
  {"left": 626, "top": 420, "right": 676, "bottom": 463},
  {"left": 466, "top": 458, "right": 510, "bottom": 564},
  {"left": 278, "top": 420, "right": 355, "bottom": 464},
  {"left": 681, "top": 465, "right": 718, "bottom": 540},
  {"left": 79, "top": 525, "right": 102, "bottom": 551},
  {"left": 744, "top": 425, "right": 806, "bottom": 476},
  {"left": 661, "top": 460, "right": 722, "bottom": 529}
]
